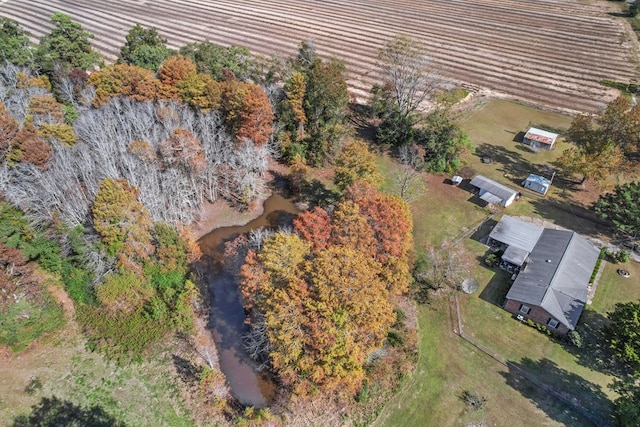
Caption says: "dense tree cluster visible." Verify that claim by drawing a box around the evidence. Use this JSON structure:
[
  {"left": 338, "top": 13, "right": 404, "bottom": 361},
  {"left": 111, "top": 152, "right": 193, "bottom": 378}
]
[
  {"left": 559, "top": 95, "right": 640, "bottom": 187},
  {"left": 593, "top": 181, "right": 640, "bottom": 238},
  {"left": 277, "top": 41, "right": 350, "bottom": 165},
  {"left": 239, "top": 182, "right": 412, "bottom": 396}
]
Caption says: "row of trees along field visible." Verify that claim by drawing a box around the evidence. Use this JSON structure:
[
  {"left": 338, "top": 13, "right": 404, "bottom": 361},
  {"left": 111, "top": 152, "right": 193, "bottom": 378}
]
[{"left": 0, "top": 10, "right": 424, "bottom": 417}]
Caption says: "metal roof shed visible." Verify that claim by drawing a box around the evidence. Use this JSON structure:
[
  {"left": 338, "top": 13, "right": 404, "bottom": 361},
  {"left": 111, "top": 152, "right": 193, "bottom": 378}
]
[
  {"left": 469, "top": 175, "right": 518, "bottom": 207},
  {"left": 522, "top": 174, "right": 551, "bottom": 195},
  {"left": 523, "top": 127, "right": 559, "bottom": 151}
]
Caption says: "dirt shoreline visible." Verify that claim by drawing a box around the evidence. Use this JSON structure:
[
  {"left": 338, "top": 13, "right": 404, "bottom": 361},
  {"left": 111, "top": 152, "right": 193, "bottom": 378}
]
[{"left": 191, "top": 160, "right": 289, "bottom": 240}]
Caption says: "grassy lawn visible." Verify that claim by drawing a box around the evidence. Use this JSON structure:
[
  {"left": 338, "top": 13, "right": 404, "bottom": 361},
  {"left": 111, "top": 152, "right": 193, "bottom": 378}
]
[
  {"left": 0, "top": 324, "right": 195, "bottom": 426},
  {"left": 590, "top": 260, "right": 640, "bottom": 314},
  {"left": 375, "top": 99, "right": 635, "bottom": 426}
]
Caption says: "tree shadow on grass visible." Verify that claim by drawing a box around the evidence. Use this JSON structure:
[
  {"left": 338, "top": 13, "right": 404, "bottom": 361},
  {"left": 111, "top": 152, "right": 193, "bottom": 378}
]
[
  {"left": 13, "top": 396, "right": 126, "bottom": 427},
  {"left": 478, "top": 269, "right": 512, "bottom": 306},
  {"left": 529, "top": 197, "right": 611, "bottom": 238},
  {"left": 475, "top": 143, "right": 556, "bottom": 188},
  {"left": 563, "top": 309, "right": 630, "bottom": 378},
  {"left": 173, "top": 354, "right": 203, "bottom": 386},
  {"left": 501, "top": 358, "right": 613, "bottom": 426},
  {"left": 298, "top": 179, "right": 341, "bottom": 208}
]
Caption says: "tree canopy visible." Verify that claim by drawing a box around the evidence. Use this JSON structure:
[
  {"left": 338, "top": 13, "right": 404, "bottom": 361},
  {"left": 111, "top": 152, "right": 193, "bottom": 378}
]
[
  {"left": 558, "top": 96, "right": 638, "bottom": 187},
  {"left": 607, "top": 301, "right": 640, "bottom": 369},
  {"left": 593, "top": 181, "right": 640, "bottom": 238},
  {"left": 119, "top": 24, "right": 170, "bottom": 72},
  {"left": 0, "top": 17, "right": 34, "bottom": 67},
  {"left": 240, "top": 183, "right": 413, "bottom": 396},
  {"left": 36, "top": 13, "right": 102, "bottom": 73}
]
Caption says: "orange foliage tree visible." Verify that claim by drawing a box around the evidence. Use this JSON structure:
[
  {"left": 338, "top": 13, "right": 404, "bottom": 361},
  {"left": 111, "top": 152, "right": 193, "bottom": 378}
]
[
  {"left": 221, "top": 80, "right": 274, "bottom": 145},
  {"left": 240, "top": 183, "right": 413, "bottom": 397},
  {"left": 88, "top": 63, "right": 166, "bottom": 107},
  {"left": 0, "top": 103, "right": 19, "bottom": 158}
]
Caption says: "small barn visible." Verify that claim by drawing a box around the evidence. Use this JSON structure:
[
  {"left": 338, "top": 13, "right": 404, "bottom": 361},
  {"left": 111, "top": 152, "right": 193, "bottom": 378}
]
[
  {"left": 522, "top": 174, "right": 551, "bottom": 195},
  {"left": 469, "top": 175, "right": 518, "bottom": 207},
  {"left": 523, "top": 127, "right": 559, "bottom": 151}
]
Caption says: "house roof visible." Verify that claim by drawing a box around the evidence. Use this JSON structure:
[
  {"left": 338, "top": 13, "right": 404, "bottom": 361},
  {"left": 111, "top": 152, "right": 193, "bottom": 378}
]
[
  {"left": 489, "top": 215, "right": 544, "bottom": 253},
  {"left": 505, "top": 229, "right": 600, "bottom": 330},
  {"left": 525, "top": 127, "right": 559, "bottom": 145},
  {"left": 502, "top": 244, "right": 529, "bottom": 266},
  {"left": 470, "top": 175, "right": 518, "bottom": 206}
]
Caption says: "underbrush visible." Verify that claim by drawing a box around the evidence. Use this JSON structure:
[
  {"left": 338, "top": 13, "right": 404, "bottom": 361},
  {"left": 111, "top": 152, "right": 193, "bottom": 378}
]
[{"left": 0, "top": 289, "right": 65, "bottom": 352}]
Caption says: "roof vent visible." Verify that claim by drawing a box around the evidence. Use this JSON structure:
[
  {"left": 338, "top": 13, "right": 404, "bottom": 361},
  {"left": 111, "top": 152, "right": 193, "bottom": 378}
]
[{"left": 546, "top": 259, "right": 552, "bottom": 263}]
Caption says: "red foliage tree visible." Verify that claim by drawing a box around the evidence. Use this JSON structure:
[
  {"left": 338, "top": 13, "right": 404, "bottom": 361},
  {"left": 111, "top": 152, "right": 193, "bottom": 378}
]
[{"left": 293, "top": 206, "right": 332, "bottom": 251}]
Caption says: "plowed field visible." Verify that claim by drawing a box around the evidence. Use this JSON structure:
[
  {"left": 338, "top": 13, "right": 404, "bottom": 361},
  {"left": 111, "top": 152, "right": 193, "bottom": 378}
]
[{"left": 1, "top": 0, "right": 637, "bottom": 112}]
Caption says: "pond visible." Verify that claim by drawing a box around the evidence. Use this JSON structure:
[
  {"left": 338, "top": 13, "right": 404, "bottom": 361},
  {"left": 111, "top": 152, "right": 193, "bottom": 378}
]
[{"left": 198, "top": 193, "right": 300, "bottom": 407}]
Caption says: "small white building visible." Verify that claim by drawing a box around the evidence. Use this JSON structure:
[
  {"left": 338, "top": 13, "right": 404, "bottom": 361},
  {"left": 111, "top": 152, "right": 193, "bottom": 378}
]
[
  {"left": 469, "top": 175, "right": 518, "bottom": 207},
  {"left": 522, "top": 174, "right": 551, "bottom": 195},
  {"left": 523, "top": 127, "right": 559, "bottom": 151}
]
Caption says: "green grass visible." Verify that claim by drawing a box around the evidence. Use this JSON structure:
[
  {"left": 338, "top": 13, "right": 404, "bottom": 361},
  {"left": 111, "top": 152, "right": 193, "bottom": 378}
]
[
  {"left": 0, "top": 288, "right": 65, "bottom": 353},
  {"left": 590, "top": 260, "right": 640, "bottom": 314},
  {"left": 1, "top": 334, "right": 195, "bottom": 426}
]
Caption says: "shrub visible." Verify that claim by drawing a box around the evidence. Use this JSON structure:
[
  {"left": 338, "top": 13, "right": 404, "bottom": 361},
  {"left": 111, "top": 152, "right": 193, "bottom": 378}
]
[
  {"left": 484, "top": 253, "right": 499, "bottom": 268},
  {"left": 460, "top": 390, "right": 487, "bottom": 410},
  {"left": 567, "top": 330, "right": 584, "bottom": 349}
]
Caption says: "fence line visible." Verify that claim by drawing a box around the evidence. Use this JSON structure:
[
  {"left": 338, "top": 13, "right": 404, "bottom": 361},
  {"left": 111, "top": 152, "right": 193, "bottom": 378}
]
[{"left": 452, "top": 293, "right": 609, "bottom": 427}]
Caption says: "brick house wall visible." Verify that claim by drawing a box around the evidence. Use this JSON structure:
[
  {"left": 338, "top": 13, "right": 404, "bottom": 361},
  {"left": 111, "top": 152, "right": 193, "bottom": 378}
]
[{"left": 504, "top": 298, "right": 570, "bottom": 335}]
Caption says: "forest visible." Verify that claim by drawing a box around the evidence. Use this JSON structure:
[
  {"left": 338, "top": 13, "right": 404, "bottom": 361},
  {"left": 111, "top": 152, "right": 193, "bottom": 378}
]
[{"left": 0, "top": 12, "right": 436, "bottom": 424}]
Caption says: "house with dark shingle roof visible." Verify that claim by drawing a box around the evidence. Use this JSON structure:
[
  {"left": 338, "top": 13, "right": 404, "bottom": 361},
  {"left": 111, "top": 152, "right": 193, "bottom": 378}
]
[{"left": 489, "top": 216, "right": 600, "bottom": 334}]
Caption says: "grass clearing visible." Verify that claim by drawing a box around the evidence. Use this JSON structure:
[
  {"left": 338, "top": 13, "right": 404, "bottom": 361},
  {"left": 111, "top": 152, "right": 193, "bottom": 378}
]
[{"left": 0, "top": 322, "right": 195, "bottom": 426}]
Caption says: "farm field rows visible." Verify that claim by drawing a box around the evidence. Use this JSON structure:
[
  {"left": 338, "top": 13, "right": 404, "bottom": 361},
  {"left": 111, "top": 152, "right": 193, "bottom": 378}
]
[{"left": 1, "top": 0, "right": 637, "bottom": 113}]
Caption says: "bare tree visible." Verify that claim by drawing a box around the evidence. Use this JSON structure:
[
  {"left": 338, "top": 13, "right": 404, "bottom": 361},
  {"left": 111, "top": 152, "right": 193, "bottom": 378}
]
[
  {"left": 414, "top": 239, "right": 471, "bottom": 300},
  {"left": 377, "top": 35, "right": 438, "bottom": 116}
]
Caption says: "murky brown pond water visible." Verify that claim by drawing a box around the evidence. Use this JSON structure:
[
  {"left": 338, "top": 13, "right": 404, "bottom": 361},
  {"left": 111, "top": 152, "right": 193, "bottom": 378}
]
[{"left": 198, "top": 193, "right": 299, "bottom": 407}]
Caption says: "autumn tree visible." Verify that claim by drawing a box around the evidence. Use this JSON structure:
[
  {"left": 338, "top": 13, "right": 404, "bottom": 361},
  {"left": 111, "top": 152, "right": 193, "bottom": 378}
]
[
  {"left": 593, "top": 181, "right": 640, "bottom": 239},
  {"left": 278, "top": 71, "right": 307, "bottom": 151},
  {"left": 0, "top": 18, "right": 34, "bottom": 67},
  {"left": 88, "top": 63, "right": 163, "bottom": 107},
  {"left": 0, "top": 102, "right": 19, "bottom": 159},
  {"left": 7, "top": 119, "right": 53, "bottom": 169},
  {"left": 36, "top": 13, "right": 102, "bottom": 74},
  {"left": 346, "top": 181, "right": 414, "bottom": 295},
  {"left": 558, "top": 96, "right": 638, "bottom": 187},
  {"left": 91, "top": 178, "right": 154, "bottom": 272},
  {"left": 304, "top": 245, "right": 394, "bottom": 395},
  {"left": 158, "top": 54, "right": 197, "bottom": 87},
  {"left": 176, "top": 72, "right": 221, "bottom": 111},
  {"left": 331, "top": 200, "right": 377, "bottom": 258},
  {"left": 119, "top": 24, "right": 170, "bottom": 71},
  {"left": 221, "top": 80, "right": 274, "bottom": 145},
  {"left": 293, "top": 206, "right": 332, "bottom": 251},
  {"left": 333, "top": 139, "right": 382, "bottom": 191}
]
